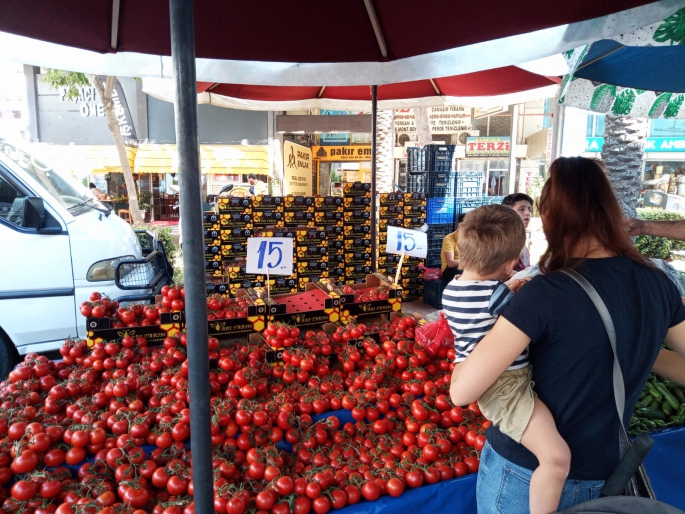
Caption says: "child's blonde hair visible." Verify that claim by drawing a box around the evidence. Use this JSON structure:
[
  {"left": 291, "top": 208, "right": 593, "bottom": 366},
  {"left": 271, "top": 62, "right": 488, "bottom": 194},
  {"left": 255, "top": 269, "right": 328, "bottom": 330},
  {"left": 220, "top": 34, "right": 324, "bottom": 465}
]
[{"left": 457, "top": 204, "right": 526, "bottom": 275}]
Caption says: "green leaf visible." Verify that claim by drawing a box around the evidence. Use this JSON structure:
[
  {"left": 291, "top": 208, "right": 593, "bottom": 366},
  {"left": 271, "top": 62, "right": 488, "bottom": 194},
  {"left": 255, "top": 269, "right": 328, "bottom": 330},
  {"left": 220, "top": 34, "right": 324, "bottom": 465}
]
[
  {"left": 42, "top": 69, "right": 91, "bottom": 101},
  {"left": 590, "top": 84, "right": 616, "bottom": 111},
  {"left": 653, "top": 8, "right": 685, "bottom": 45},
  {"left": 649, "top": 93, "right": 673, "bottom": 117},
  {"left": 611, "top": 89, "right": 636, "bottom": 115},
  {"left": 664, "top": 94, "right": 685, "bottom": 118}
]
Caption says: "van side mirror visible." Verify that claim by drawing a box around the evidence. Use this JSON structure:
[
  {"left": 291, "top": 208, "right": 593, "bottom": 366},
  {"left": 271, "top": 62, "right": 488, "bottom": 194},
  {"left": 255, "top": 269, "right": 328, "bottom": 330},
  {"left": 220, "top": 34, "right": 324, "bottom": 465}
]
[{"left": 22, "top": 197, "right": 45, "bottom": 229}]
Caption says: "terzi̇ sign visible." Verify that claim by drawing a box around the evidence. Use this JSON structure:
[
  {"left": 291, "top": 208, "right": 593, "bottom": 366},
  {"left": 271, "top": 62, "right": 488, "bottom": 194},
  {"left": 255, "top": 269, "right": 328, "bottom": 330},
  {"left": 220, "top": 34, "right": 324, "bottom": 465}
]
[{"left": 465, "top": 137, "right": 510, "bottom": 157}]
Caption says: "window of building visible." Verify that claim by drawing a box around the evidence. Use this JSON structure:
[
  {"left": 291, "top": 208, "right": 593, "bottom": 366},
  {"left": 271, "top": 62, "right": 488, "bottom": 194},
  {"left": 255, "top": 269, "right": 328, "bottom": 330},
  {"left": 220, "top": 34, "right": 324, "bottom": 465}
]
[
  {"left": 650, "top": 119, "right": 685, "bottom": 137},
  {"left": 586, "top": 115, "right": 605, "bottom": 137}
]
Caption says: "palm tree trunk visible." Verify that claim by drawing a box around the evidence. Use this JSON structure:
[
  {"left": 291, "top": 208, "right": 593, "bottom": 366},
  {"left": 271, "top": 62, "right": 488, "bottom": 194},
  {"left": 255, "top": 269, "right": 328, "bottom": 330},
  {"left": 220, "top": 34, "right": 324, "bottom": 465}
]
[
  {"left": 375, "top": 109, "right": 394, "bottom": 193},
  {"left": 601, "top": 114, "right": 646, "bottom": 218},
  {"left": 91, "top": 75, "right": 144, "bottom": 226}
]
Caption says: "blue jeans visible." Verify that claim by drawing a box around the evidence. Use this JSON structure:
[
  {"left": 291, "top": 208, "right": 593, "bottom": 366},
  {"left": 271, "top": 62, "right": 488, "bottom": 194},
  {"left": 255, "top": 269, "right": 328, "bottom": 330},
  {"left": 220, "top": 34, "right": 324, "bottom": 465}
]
[{"left": 477, "top": 441, "right": 605, "bottom": 514}]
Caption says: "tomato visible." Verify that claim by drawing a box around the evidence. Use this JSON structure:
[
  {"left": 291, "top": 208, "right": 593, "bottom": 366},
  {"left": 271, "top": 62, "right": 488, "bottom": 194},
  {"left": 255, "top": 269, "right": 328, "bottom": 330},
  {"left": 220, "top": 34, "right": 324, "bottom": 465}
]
[
  {"left": 39, "top": 480, "right": 62, "bottom": 499},
  {"left": 167, "top": 475, "right": 188, "bottom": 496},
  {"left": 11, "top": 479, "right": 38, "bottom": 501},
  {"left": 10, "top": 449, "right": 38, "bottom": 474},
  {"left": 361, "top": 481, "right": 381, "bottom": 501},
  {"left": 463, "top": 456, "right": 480, "bottom": 473},
  {"left": 405, "top": 470, "right": 424, "bottom": 488},
  {"left": 255, "top": 490, "right": 276, "bottom": 511},
  {"left": 122, "top": 486, "right": 149, "bottom": 508},
  {"left": 312, "top": 496, "right": 331, "bottom": 514},
  {"left": 386, "top": 477, "right": 404, "bottom": 498}
]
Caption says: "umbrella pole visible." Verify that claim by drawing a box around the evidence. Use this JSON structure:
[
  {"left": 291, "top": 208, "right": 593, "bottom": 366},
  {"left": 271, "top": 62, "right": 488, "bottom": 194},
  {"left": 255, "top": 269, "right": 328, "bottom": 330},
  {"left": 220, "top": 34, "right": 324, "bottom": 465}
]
[
  {"left": 169, "top": 1, "right": 213, "bottom": 513},
  {"left": 371, "top": 85, "right": 378, "bottom": 273}
]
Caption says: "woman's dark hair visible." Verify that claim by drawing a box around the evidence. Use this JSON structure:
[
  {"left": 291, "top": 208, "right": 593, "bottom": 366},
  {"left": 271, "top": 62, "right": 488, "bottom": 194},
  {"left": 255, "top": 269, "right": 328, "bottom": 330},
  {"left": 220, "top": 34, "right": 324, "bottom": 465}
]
[
  {"left": 538, "top": 157, "right": 649, "bottom": 274},
  {"left": 89, "top": 182, "right": 96, "bottom": 189}
]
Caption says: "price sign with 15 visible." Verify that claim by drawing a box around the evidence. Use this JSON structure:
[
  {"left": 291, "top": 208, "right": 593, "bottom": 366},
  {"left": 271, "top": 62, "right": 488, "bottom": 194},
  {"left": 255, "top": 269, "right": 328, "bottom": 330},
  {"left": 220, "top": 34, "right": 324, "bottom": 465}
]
[
  {"left": 386, "top": 226, "right": 427, "bottom": 259},
  {"left": 246, "top": 237, "right": 294, "bottom": 276}
]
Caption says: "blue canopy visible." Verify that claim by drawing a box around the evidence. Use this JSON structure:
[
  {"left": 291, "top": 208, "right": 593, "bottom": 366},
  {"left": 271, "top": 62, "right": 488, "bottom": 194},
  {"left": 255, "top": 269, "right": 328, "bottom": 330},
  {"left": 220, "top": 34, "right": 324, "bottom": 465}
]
[{"left": 574, "top": 39, "right": 685, "bottom": 93}]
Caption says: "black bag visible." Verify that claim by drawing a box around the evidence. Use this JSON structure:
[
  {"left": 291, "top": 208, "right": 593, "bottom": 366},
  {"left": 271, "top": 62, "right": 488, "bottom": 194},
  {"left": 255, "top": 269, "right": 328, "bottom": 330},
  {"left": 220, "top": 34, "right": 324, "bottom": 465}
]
[{"left": 555, "top": 270, "right": 684, "bottom": 514}]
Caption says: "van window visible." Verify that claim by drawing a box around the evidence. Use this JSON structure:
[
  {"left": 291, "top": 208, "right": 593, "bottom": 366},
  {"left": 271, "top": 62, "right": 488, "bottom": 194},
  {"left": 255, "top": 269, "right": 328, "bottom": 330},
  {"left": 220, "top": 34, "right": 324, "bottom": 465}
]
[
  {"left": 0, "top": 140, "right": 96, "bottom": 216},
  {"left": 0, "top": 174, "right": 27, "bottom": 226}
]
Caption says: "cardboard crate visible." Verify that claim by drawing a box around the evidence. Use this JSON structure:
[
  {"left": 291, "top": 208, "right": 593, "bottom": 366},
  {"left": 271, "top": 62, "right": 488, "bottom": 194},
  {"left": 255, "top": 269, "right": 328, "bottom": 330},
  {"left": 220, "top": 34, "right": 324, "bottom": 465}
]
[
  {"left": 284, "top": 196, "right": 315, "bottom": 209},
  {"left": 344, "top": 223, "right": 372, "bottom": 237},
  {"left": 257, "top": 228, "right": 297, "bottom": 238},
  {"left": 343, "top": 182, "right": 372, "bottom": 196},
  {"left": 314, "top": 210, "right": 344, "bottom": 224},
  {"left": 252, "top": 195, "right": 283, "bottom": 208},
  {"left": 220, "top": 213, "right": 253, "bottom": 227},
  {"left": 319, "top": 274, "right": 402, "bottom": 322},
  {"left": 86, "top": 301, "right": 183, "bottom": 347},
  {"left": 344, "top": 236, "right": 372, "bottom": 250},
  {"left": 253, "top": 220, "right": 285, "bottom": 229},
  {"left": 403, "top": 216, "right": 426, "bottom": 228},
  {"left": 221, "top": 228, "right": 255, "bottom": 242},
  {"left": 247, "top": 283, "right": 341, "bottom": 326},
  {"left": 217, "top": 196, "right": 252, "bottom": 213},
  {"left": 206, "top": 261, "right": 223, "bottom": 274},
  {"left": 325, "top": 225, "right": 345, "bottom": 238},
  {"left": 252, "top": 209, "right": 284, "bottom": 225},
  {"left": 379, "top": 193, "right": 404, "bottom": 205},
  {"left": 346, "top": 264, "right": 372, "bottom": 276},
  {"left": 295, "top": 227, "right": 327, "bottom": 244},
  {"left": 221, "top": 242, "right": 248, "bottom": 258},
  {"left": 344, "top": 196, "right": 372, "bottom": 209},
  {"left": 379, "top": 204, "right": 404, "bottom": 217},
  {"left": 343, "top": 209, "right": 372, "bottom": 223},
  {"left": 404, "top": 192, "right": 428, "bottom": 205},
  {"left": 314, "top": 196, "right": 344, "bottom": 210},
  {"left": 296, "top": 244, "right": 328, "bottom": 259},
  {"left": 297, "top": 260, "right": 328, "bottom": 275},
  {"left": 379, "top": 218, "right": 404, "bottom": 230}
]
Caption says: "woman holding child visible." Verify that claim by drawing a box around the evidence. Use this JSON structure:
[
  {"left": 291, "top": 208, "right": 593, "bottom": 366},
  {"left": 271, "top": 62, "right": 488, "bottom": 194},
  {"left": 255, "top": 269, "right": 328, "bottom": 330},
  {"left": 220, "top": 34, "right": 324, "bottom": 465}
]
[{"left": 447, "top": 157, "right": 685, "bottom": 514}]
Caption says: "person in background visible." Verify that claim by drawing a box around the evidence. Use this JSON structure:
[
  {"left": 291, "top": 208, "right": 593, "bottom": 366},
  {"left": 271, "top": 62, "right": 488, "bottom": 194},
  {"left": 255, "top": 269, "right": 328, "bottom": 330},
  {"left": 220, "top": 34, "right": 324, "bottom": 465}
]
[
  {"left": 248, "top": 173, "right": 268, "bottom": 196},
  {"left": 89, "top": 182, "right": 104, "bottom": 198},
  {"left": 441, "top": 213, "right": 466, "bottom": 285},
  {"left": 502, "top": 193, "right": 533, "bottom": 272}
]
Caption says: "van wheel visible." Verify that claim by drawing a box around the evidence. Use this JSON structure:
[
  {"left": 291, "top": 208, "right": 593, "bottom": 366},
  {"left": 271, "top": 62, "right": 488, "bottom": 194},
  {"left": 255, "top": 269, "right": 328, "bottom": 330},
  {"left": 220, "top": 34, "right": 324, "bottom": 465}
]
[{"left": 0, "top": 333, "right": 17, "bottom": 379}]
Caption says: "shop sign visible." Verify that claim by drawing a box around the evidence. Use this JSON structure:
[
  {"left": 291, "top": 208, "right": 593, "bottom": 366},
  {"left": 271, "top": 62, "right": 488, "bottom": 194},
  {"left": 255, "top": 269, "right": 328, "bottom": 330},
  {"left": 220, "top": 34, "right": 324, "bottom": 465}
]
[
  {"left": 473, "top": 106, "right": 508, "bottom": 119},
  {"left": 283, "top": 141, "right": 312, "bottom": 195},
  {"left": 645, "top": 137, "right": 685, "bottom": 152},
  {"left": 465, "top": 137, "right": 510, "bottom": 157},
  {"left": 320, "top": 133, "right": 350, "bottom": 145},
  {"left": 585, "top": 137, "right": 685, "bottom": 153},
  {"left": 394, "top": 107, "right": 472, "bottom": 134},
  {"left": 311, "top": 145, "right": 372, "bottom": 161}
]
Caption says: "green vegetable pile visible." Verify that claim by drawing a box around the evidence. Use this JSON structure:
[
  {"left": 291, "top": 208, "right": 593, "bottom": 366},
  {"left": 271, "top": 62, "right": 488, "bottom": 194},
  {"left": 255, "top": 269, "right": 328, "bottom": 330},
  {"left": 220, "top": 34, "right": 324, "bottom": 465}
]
[{"left": 630, "top": 374, "right": 685, "bottom": 434}]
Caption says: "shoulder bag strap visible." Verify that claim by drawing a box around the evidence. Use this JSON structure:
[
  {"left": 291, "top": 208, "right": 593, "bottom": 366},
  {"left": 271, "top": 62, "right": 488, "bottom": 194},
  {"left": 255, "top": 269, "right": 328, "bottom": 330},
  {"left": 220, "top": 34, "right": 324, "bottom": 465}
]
[{"left": 560, "top": 269, "right": 629, "bottom": 458}]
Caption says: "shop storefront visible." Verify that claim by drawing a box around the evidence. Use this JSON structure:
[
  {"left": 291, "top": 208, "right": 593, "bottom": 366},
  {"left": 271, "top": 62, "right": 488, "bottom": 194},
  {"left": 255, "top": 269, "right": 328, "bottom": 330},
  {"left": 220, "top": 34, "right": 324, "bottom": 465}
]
[{"left": 310, "top": 144, "right": 373, "bottom": 196}]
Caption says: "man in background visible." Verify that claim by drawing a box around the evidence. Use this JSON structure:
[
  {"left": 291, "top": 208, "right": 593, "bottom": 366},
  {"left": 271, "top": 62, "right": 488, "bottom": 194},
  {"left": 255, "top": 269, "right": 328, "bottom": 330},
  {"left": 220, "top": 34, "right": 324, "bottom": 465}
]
[
  {"left": 441, "top": 213, "right": 466, "bottom": 285},
  {"left": 248, "top": 173, "right": 268, "bottom": 196}
]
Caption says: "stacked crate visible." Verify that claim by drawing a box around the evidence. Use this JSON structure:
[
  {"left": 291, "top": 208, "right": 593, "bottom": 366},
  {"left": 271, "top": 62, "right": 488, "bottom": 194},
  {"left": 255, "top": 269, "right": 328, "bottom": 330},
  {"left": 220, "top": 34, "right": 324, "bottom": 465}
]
[
  {"left": 314, "top": 196, "right": 345, "bottom": 285},
  {"left": 294, "top": 227, "right": 329, "bottom": 291},
  {"left": 343, "top": 183, "right": 373, "bottom": 285},
  {"left": 377, "top": 192, "right": 427, "bottom": 302},
  {"left": 255, "top": 227, "right": 299, "bottom": 295}
]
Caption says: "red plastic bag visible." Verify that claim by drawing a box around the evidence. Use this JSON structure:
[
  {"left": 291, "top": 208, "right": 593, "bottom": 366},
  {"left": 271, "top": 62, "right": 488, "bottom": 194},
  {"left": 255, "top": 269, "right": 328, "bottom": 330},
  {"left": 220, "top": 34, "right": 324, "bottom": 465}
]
[
  {"left": 419, "top": 265, "right": 442, "bottom": 281},
  {"left": 415, "top": 312, "right": 454, "bottom": 356}
]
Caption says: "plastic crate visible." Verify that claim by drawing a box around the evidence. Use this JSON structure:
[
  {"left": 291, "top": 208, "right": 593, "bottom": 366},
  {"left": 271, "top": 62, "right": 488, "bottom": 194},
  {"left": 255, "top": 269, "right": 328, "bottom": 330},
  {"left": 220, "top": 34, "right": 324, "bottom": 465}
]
[
  {"left": 423, "top": 279, "right": 445, "bottom": 309},
  {"left": 428, "top": 145, "right": 456, "bottom": 172},
  {"left": 406, "top": 171, "right": 457, "bottom": 196},
  {"left": 456, "top": 172, "right": 484, "bottom": 197},
  {"left": 427, "top": 224, "right": 454, "bottom": 254},
  {"left": 425, "top": 250, "right": 443, "bottom": 269},
  {"left": 407, "top": 147, "right": 428, "bottom": 172},
  {"left": 427, "top": 198, "right": 457, "bottom": 225}
]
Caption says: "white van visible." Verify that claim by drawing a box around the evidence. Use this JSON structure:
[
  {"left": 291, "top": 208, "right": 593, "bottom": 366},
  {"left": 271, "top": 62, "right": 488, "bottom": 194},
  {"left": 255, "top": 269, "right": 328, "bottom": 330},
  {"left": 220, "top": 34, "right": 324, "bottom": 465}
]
[{"left": 0, "top": 139, "right": 171, "bottom": 376}]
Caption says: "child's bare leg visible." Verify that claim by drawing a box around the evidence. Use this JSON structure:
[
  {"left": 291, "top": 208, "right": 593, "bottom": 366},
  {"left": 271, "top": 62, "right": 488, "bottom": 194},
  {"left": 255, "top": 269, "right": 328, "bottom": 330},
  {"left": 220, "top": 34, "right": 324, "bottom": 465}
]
[{"left": 520, "top": 397, "right": 571, "bottom": 514}]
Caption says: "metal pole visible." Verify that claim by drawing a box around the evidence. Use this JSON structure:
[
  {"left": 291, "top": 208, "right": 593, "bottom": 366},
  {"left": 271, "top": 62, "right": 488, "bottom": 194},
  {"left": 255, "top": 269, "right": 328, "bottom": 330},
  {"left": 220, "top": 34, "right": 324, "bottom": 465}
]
[
  {"left": 371, "top": 85, "right": 378, "bottom": 273},
  {"left": 169, "top": 1, "right": 213, "bottom": 513},
  {"left": 508, "top": 104, "right": 519, "bottom": 195}
]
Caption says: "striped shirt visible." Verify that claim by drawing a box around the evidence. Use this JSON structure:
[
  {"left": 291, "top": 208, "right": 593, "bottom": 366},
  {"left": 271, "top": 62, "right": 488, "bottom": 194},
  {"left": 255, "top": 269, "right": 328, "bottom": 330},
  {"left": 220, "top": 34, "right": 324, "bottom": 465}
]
[{"left": 442, "top": 279, "right": 529, "bottom": 370}]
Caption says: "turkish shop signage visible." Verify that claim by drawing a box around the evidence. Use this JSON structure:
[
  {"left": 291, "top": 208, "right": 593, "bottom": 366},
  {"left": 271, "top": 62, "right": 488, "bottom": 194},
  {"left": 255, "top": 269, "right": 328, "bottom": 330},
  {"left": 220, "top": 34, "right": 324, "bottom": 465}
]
[
  {"left": 585, "top": 137, "right": 685, "bottom": 153},
  {"left": 394, "top": 107, "right": 472, "bottom": 134},
  {"left": 311, "top": 146, "right": 372, "bottom": 161},
  {"left": 283, "top": 141, "right": 313, "bottom": 195},
  {"left": 465, "top": 137, "right": 511, "bottom": 157}
]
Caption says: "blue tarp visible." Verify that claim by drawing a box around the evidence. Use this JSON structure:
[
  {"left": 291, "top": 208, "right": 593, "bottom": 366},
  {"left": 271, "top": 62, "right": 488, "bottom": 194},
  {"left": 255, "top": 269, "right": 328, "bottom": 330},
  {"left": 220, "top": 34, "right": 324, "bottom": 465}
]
[{"left": 644, "top": 425, "right": 685, "bottom": 510}]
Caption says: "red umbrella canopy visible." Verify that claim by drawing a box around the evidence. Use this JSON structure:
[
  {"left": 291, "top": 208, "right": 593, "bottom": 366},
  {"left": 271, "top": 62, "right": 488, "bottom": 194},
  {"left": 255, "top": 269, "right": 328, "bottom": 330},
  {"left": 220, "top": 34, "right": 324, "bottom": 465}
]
[
  {"left": 196, "top": 67, "right": 558, "bottom": 102},
  {"left": 0, "top": 0, "right": 659, "bottom": 61}
]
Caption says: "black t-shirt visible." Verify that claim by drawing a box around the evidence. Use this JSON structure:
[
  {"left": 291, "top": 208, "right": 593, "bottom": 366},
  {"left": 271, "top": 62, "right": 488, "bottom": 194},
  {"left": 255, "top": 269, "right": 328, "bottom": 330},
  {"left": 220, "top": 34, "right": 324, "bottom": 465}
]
[{"left": 487, "top": 256, "right": 685, "bottom": 480}]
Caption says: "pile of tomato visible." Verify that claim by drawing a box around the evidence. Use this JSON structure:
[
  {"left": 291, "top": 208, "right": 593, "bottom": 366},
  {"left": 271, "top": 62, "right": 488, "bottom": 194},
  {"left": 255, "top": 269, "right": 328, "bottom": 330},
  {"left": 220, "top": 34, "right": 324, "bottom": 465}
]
[
  {"left": 0, "top": 304, "right": 488, "bottom": 514},
  {"left": 206, "top": 296, "right": 252, "bottom": 321},
  {"left": 78, "top": 288, "right": 187, "bottom": 329},
  {"left": 341, "top": 286, "right": 390, "bottom": 303}
]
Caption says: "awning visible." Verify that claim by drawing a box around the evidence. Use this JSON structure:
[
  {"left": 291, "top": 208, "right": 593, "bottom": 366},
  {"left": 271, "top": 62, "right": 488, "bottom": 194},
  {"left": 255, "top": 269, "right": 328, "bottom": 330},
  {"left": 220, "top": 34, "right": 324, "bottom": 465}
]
[
  {"left": 134, "top": 144, "right": 271, "bottom": 175},
  {"left": 28, "top": 144, "right": 137, "bottom": 179}
]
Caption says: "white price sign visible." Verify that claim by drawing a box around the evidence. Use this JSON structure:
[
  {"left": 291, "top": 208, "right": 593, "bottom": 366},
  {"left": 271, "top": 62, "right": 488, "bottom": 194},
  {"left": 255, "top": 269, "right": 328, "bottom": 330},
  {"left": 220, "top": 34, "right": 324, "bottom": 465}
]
[
  {"left": 246, "top": 238, "right": 294, "bottom": 275},
  {"left": 386, "top": 226, "right": 427, "bottom": 258}
]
